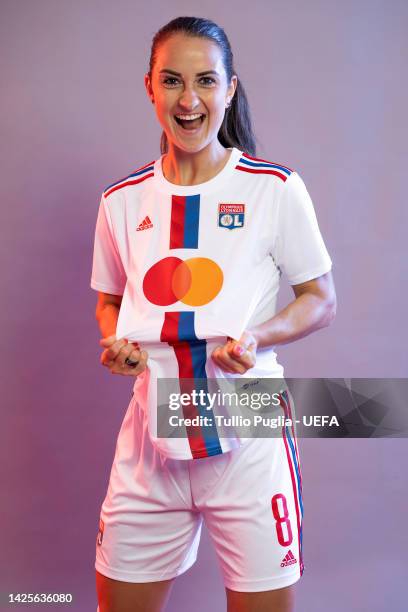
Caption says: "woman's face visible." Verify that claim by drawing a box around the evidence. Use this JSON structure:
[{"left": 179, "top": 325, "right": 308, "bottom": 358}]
[{"left": 145, "top": 33, "right": 237, "bottom": 154}]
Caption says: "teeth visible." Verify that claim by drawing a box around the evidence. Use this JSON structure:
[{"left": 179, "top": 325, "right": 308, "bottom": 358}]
[{"left": 175, "top": 113, "right": 203, "bottom": 120}]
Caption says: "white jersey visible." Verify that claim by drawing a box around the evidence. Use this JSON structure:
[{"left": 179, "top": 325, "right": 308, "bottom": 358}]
[{"left": 90, "top": 147, "right": 332, "bottom": 459}]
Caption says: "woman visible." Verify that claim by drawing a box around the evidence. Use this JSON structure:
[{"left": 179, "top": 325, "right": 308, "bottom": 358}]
[{"left": 91, "top": 16, "right": 336, "bottom": 612}]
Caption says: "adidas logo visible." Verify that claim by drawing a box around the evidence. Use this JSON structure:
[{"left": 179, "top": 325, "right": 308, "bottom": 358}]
[
  {"left": 136, "top": 215, "right": 153, "bottom": 231},
  {"left": 280, "top": 549, "right": 297, "bottom": 567}
]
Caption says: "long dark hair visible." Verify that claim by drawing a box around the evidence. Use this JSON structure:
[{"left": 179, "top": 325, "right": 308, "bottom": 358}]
[{"left": 148, "top": 16, "right": 257, "bottom": 156}]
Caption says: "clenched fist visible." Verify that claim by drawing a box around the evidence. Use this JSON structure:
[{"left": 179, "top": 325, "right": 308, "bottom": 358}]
[
  {"left": 211, "top": 330, "right": 257, "bottom": 374},
  {"left": 99, "top": 335, "right": 148, "bottom": 377}
]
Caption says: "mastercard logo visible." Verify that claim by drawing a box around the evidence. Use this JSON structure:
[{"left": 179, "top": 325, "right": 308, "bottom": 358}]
[{"left": 143, "top": 256, "right": 223, "bottom": 306}]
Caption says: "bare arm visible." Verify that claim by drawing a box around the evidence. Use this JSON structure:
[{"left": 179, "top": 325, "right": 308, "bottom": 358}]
[
  {"left": 95, "top": 291, "right": 123, "bottom": 338},
  {"left": 251, "top": 271, "right": 337, "bottom": 349},
  {"left": 211, "top": 271, "right": 336, "bottom": 373},
  {"left": 95, "top": 292, "right": 148, "bottom": 376}
]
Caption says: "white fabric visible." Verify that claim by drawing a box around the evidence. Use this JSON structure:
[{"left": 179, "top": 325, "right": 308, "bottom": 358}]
[
  {"left": 95, "top": 392, "right": 304, "bottom": 590},
  {"left": 90, "top": 147, "right": 332, "bottom": 459}
]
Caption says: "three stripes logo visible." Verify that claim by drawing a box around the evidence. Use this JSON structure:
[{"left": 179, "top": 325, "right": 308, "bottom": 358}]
[
  {"left": 136, "top": 215, "right": 153, "bottom": 231},
  {"left": 280, "top": 549, "right": 297, "bottom": 567}
]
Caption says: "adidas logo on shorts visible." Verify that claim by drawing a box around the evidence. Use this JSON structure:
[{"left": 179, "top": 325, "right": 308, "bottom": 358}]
[
  {"left": 280, "top": 549, "right": 297, "bottom": 567},
  {"left": 136, "top": 215, "right": 153, "bottom": 231}
]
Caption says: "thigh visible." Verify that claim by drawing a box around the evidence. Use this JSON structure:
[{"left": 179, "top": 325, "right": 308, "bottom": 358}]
[
  {"left": 96, "top": 571, "right": 174, "bottom": 612},
  {"left": 95, "top": 394, "right": 203, "bottom": 584},
  {"left": 191, "top": 423, "right": 304, "bottom": 592},
  {"left": 226, "top": 584, "right": 295, "bottom": 612}
]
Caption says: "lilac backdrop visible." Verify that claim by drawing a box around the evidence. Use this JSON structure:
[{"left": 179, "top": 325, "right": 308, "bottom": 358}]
[{"left": 1, "top": 0, "right": 407, "bottom": 610}]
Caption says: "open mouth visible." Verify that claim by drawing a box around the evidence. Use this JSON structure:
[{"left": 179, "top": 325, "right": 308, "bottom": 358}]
[{"left": 174, "top": 114, "right": 206, "bottom": 130}]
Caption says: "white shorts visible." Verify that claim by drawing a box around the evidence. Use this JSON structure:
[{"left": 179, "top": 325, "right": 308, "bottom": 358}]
[{"left": 95, "top": 391, "right": 304, "bottom": 592}]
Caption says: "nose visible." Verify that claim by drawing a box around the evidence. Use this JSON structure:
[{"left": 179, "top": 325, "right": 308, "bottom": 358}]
[{"left": 178, "top": 84, "right": 200, "bottom": 111}]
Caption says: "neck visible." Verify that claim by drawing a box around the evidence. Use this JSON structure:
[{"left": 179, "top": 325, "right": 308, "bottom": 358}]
[{"left": 162, "top": 141, "right": 232, "bottom": 186}]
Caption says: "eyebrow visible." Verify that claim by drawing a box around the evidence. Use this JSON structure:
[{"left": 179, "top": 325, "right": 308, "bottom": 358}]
[{"left": 159, "top": 69, "right": 219, "bottom": 77}]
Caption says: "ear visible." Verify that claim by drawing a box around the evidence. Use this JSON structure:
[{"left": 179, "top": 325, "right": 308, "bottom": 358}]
[
  {"left": 227, "top": 74, "right": 238, "bottom": 104},
  {"left": 144, "top": 73, "right": 154, "bottom": 103}
]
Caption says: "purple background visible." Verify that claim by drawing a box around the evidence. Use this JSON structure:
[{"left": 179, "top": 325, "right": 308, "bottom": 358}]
[{"left": 1, "top": 0, "right": 407, "bottom": 610}]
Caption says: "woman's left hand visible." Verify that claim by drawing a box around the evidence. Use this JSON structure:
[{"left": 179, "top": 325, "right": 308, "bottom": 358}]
[{"left": 211, "top": 330, "right": 257, "bottom": 374}]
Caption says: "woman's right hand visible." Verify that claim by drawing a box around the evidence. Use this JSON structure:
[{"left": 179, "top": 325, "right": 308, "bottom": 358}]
[{"left": 99, "top": 335, "right": 148, "bottom": 377}]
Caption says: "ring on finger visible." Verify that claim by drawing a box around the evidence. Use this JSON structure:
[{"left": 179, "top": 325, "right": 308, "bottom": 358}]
[{"left": 125, "top": 357, "right": 139, "bottom": 368}]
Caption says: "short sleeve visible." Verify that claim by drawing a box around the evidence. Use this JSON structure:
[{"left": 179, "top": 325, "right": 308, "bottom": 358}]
[
  {"left": 270, "top": 172, "right": 332, "bottom": 285},
  {"left": 90, "top": 193, "right": 127, "bottom": 295}
]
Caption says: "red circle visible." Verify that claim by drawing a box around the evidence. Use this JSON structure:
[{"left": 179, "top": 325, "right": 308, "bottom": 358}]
[{"left": 142, "top": 257, "right": 186, "bottom": 305}]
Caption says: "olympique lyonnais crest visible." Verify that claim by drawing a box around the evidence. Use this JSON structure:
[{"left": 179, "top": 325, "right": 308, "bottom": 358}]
[{"left": 218, "top": 203, "right": 245, "bottom": 230}]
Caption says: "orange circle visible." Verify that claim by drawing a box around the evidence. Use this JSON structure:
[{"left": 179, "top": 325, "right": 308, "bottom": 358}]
[{"left": 181, "top": 258, "right": 223, "bottom": 306}]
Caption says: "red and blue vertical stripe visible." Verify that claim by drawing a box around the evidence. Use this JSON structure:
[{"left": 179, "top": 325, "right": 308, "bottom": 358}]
[
  {"left": 280, "top": 390, "right": 304, "bottom": 575},
  {"left": 170, "top": 195, "right": 200, "bottom": 249},
  {"left": 160, "top": 194, "right": 222, "bottom": 459}
]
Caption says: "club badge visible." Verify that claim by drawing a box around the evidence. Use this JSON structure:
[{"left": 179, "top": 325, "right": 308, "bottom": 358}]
[{"left": 218, "top": 203, "right": 245, "bottom": 230}]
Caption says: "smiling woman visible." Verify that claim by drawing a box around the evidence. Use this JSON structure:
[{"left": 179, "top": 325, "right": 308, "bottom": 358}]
[
  {"left": 91, "top": 14, "right": 336, "bottom": 612},
  {"left": 147, "top": 35, "right": 236, "bottom": 147},
  {"left": 143, "top": 17, "right": 255, "bottom": 186}
]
